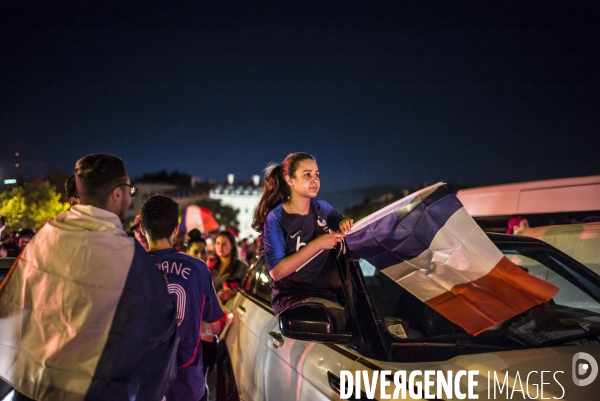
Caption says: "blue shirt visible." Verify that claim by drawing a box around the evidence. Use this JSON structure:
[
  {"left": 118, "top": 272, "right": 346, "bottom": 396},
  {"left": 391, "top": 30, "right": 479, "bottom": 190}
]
[
  {"left": 149, "top": 248, "right": 224, "bottom": 401},
  {"left": 263, "top": 199, "right": 343, "bottom": 314}
]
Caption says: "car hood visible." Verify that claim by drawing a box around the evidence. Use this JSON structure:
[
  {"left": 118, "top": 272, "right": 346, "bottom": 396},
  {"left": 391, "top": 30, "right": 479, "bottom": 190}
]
[{"left": 368, "top": 344, "right": 600, "bottom": 399}]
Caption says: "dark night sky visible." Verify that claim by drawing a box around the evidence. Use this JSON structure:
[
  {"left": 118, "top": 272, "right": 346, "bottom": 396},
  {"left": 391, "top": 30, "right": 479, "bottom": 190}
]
[{"left": 1, "top": 1, "right": 599, "bottom": 208}]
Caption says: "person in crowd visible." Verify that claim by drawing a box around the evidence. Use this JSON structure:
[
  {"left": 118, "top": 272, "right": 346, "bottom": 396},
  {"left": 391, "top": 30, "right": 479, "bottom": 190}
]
[
  {"left": 251, "top": 152, "right": 353, "bottom": 317},
  {"left": 0, "top": 153, "right": 178, "bottom": 401},
  {"left": 130, "top": 214, "right": 149, "bottom": 251},
  {"left": 0, "top": 221, "right": 8, "bottom": 258},
  {"left": 0, "top": 228, "right": 18, "bottom": 258},
  {"left": 173, "top": 230, "right": 187, "bottom": 252},
  {"left": 0, "top": 227, "right": 35, "bottom": 258},
  {"left": 65, "top": 174, "right": 79, "bottom": 207},
  {"left": 13, "top": 228, "right": 35, "bottom": 256},
  {"left": 3, "top": 230, "right": 17, "bottom": 249},
  {"left": 141, "top": 195, "right": 224, "bottom": 401},
  {"left": 507, "top": 215, "right": 530, "bottom": 235},
  {"left": 183, "top": 228, "right": 219, "bottom": 380},
  {"left": 245, "top": 234, "right": 262, "bottom": 264},
  {"left": 207, "top": 230, "right": 248, "bottom": 302},
  {"left": 238, "top": 237, "right": 249, "bottom": 263},
  {"left": 186, "top": 228, "right": 207, "bottom": 262}
]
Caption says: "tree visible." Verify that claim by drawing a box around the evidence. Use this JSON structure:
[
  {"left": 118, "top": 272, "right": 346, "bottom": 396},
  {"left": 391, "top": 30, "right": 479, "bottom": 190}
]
[
  {"left": 192, "top": 198, "right": 239, "bottom": 231},
  {"left": 0, "top": 182, "right": 68, "bottom": 231},
  {"left": 45, "top": 168, "right": 71, "bottom": 201}
]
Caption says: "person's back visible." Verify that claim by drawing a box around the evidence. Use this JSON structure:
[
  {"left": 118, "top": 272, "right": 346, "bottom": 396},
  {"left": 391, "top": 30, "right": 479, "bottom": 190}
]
[
  {"left": 141, "top": 195, "right": 224, "bottom": 401},
  {"left": 0, "top": 154, "right": 178, "bottom": 401}
]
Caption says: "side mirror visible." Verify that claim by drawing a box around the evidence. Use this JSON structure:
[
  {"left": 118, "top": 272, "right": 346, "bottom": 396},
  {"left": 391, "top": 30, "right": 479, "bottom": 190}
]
[{"left": 279, "top": 302, "right": 352, "bottom": 344}]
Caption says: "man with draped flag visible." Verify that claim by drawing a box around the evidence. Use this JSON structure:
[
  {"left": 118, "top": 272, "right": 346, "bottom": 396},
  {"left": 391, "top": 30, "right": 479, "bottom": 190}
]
[
  {"left": 0, "top": 154, "right": 178, "bottom": 401},
  {"left": 346, "top": 182, "right": 558, "bottom": 336}
]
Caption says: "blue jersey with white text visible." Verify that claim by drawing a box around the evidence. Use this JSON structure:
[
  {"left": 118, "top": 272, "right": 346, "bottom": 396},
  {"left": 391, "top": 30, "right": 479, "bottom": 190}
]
[
  {"left": 263, "top": 199, "right": 343, "bottom": 315},
  {"left": 149, "top": 248, "right": 224, "bottom": 401}
]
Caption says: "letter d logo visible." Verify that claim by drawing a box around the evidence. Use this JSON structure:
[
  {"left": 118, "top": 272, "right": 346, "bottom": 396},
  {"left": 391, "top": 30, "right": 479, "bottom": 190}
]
[{"left": 572, "top": 352, "right": 598, "bottom": 386}]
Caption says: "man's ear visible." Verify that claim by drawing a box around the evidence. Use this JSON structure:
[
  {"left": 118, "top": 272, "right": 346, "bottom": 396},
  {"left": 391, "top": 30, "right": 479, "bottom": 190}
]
[
  {"left": 172, "top": 226, "right": 179, "bottom": 237},
  {"left": 140, "top": 223, "right": 147, "bottom": 236},
  {"left": 110, "top": 186, "right": 123, "bottom": 203}
]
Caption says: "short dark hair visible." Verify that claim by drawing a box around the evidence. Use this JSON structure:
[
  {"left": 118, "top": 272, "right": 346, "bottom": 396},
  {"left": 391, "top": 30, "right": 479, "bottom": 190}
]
[
  {"left": 186, "top": 228, "right": 206, "bottom": 246},
  {"left": 65, "top": 175, "right": 78, "bottom": 199},
  {"left": 74, "top": 154, "right": 128, "bottom": 207},
  {"left": 140, "top": 195, "right": 179, "bottom": 241}
]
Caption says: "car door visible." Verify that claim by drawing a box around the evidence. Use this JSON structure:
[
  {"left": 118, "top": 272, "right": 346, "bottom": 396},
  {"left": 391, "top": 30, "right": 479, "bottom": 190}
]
[
  {"left": 261, "top": 260, "right": 363, "bottom": 401},
  {"left": 264, "top": 327, "right": 361, "bottom": 401},
  {"left": 225, "top": 255, "right": 275, "bottom": 401}
]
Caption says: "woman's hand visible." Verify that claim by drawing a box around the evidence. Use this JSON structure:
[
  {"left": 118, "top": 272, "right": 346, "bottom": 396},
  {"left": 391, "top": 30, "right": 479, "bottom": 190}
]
[
  {"left": 219, "top": 287, "right": 238, "bottom": 302},
  {"left": 339, "top": 218, "right": 354, "bottom": 234},
  {"left": 314, "top": 232, "right": 345, "bottom": 250}
]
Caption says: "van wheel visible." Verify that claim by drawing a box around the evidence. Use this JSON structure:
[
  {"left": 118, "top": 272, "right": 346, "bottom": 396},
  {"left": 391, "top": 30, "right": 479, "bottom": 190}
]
[{"left": 216, "top": 352, "right": 239, "bottom": 401}]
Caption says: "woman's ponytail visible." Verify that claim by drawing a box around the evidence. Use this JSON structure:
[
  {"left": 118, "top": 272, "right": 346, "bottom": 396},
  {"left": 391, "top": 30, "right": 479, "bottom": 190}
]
[{"left": 252, "top": 163, "right": 289, "bottom": 233}]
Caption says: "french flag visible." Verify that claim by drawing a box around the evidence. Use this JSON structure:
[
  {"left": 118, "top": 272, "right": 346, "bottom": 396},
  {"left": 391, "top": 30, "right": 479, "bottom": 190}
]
[
  {"left": 179, "top": 205, "right": 220, "bottom": 234},
  {"left": 0, "top": 206, "right": 178, "bottom": 400},
  {"left": 346, "top": 183, "right": 559, "bottom": 336}
]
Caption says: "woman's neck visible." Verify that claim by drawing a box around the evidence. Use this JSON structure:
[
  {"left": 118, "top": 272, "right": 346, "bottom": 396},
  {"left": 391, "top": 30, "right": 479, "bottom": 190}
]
[
  {"left": 219, "top": 255, "right": 232, "bottom": 273},
  {"left": 286, "top": 195, "right": 310, "bottom": 215}
]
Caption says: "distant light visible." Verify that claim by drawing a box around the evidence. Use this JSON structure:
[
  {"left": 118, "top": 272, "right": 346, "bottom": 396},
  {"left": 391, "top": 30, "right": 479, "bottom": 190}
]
[
  {"left": 4, "top": 179, "right": 17, "bottom": 184},
  {"left": 15, "top": 164, "right": 19, "bottom": 168},
  {"left": 15, "top": 152, "right": 19, "bottom": 157}
]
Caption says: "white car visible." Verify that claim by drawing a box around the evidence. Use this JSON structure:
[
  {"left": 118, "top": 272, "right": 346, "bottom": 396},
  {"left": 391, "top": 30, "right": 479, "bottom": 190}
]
[{"left": 217, "top": 234, "right": 600, "bottom": 400}]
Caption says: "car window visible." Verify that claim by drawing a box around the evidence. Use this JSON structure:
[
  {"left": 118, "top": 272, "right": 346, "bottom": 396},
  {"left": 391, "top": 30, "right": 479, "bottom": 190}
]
[
  {"left": 358, "top": 241, "right": 600, "bottom": 348},
  {"left": 359, "top": 260, "right": 427, "bottom": 339},
  {"left": 243, "top": 254, "right": 273, "bottom": 304},
  {"left": 506, "top": 253, "right": 600, "bottom": 313},
  {"left": 253, "top": 260, "right": 273, "bottom": 303}
]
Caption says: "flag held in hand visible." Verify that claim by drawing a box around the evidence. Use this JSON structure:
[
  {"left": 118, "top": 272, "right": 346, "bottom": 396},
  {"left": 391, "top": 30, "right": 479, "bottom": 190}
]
[{"left": 346, "top": 182, "right": 558, "bottom": 336}]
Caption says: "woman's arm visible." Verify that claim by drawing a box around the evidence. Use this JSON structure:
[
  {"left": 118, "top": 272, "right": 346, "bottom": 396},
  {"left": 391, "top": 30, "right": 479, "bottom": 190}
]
[{"left": 268, "top": 232, "right": 345, "bottom": 281}]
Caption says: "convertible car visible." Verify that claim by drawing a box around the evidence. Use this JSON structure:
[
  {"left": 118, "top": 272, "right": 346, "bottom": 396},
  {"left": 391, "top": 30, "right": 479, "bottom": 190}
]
[{"left": 217, "top": 234, "right": 600, "bottom": 400}]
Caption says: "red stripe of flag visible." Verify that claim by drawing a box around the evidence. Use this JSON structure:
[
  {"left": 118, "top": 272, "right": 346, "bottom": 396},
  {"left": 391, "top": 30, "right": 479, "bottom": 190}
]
[{"left": 425, "top": 257, "right": 559, "bottom": 335}]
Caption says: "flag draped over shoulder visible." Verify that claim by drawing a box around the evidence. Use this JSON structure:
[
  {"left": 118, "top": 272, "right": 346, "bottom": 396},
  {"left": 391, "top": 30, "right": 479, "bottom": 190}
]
[
  {"left": 346, "top": 183, "right": 559, "bottom": 336},
  {"left": 0, "top": 205, "right": 178, "bottom": 401}
]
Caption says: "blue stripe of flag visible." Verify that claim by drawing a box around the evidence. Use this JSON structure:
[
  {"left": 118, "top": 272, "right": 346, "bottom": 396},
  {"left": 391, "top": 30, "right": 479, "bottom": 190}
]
[
  {"left": 86, "top": 241, "right": 178, "bottom": 401},
  {"left": 346, "top": 185, "right": 462, "bottom": 269}
]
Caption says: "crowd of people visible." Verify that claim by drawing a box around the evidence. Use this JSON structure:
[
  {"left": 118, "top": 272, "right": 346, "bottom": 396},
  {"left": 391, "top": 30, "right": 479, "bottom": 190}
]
[
  {"left": 2, "top": 152, "right": 342, "bottom": 401},
  {"left": 0, "top": 150, "right": 540, "bottom": 401},
  {"left": 1, "top": 154, "right": 232, "bottom": 401},
  {"left": 12, "top": 150, "right": 551, "bottom": 401},
  {"left": 0, "top": 227, "right": 36, "bottom": 258}
]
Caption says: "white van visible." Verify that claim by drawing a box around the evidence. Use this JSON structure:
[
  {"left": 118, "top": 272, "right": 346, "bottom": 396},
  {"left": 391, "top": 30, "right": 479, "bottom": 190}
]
[{"left": 521, "top": 222, "right": 600, "bottom": 276}]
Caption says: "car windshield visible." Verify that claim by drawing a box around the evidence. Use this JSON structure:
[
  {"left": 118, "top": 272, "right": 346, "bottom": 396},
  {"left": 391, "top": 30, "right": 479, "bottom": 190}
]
[{"left": 358, "top": 239, "right": 600, "bottom": 354}]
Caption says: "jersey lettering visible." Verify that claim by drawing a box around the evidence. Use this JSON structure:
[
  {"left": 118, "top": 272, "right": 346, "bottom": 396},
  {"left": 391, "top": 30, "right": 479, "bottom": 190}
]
[
  {"left": 159, "top": 260, "right": 191, "bottom": 279},
  {"left": 296, "top": 236, "right": 306, "bottom": 252},
  {"left": 167, "top": 283, "right": 186, "bottom": 325}
]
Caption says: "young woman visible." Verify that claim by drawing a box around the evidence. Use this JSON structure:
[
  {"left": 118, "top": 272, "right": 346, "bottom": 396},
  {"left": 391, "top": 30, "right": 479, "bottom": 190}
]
[
  {"left": 207, "top": 230, "right": 248, "bottom": 302},
  {"left": 185, "top": 229, "right": 207, "bottom": 262},
  {"left": 252, "top": 152, "right": 353, "bottom": 315}
]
